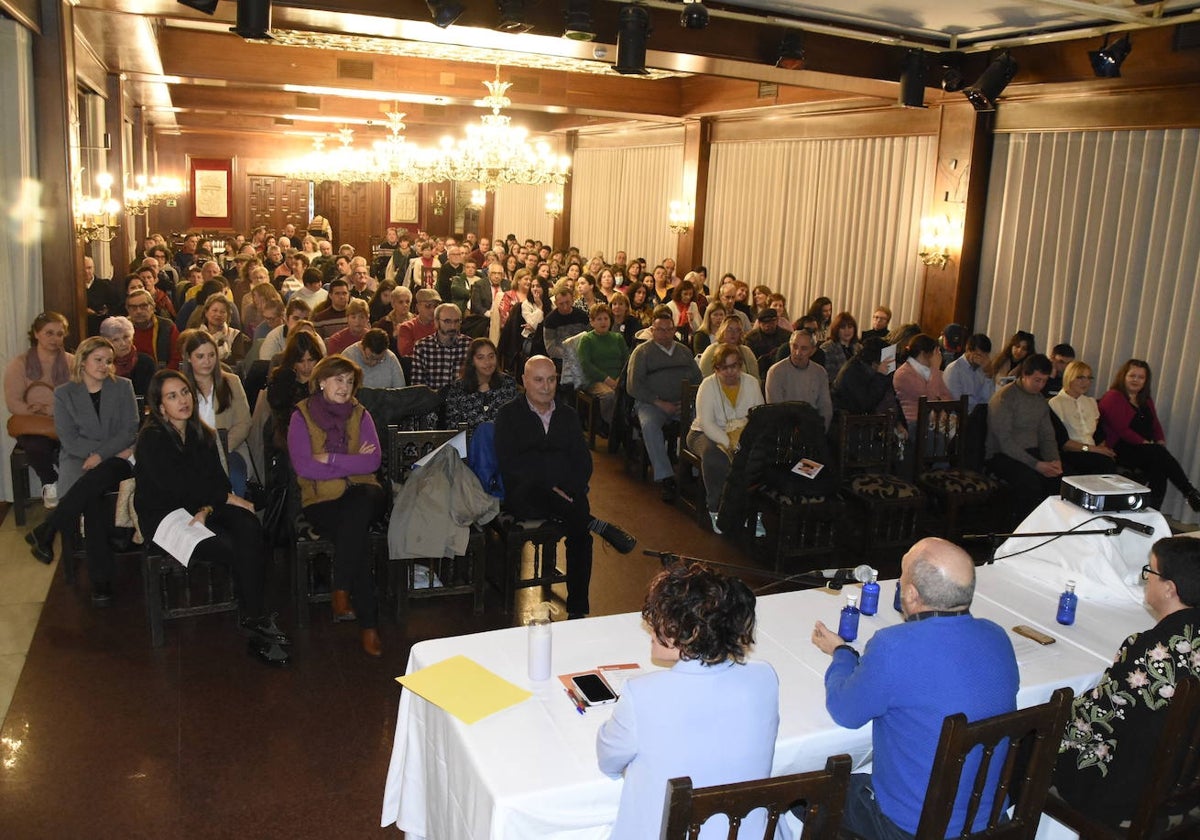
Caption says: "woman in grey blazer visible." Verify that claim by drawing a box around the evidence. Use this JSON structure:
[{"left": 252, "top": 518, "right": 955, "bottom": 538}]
[{"left": 25, "top": 337, "right": 140, "bottom": 606}]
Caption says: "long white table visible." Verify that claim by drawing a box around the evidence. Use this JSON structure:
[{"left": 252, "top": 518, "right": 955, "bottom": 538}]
[{"left": 381, "top": 562, "right": 1153, "bottom": 839}]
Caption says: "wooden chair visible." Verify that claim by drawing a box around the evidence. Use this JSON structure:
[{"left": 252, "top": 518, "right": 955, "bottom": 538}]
[
  {"left": 913, "top": 396, "right": 1001, "bottom": 539},
  {"left": 1043, "top": 676, "right": 1200, "bottom": 839},
  {"left": 909, "top": 687, "right": 1073, "bottom": 840},
  {"left": 661, "top": 754, "right": 851, "bottom": 840},
  {"left": 620, "top": 375, "right": 681, "bottom": 481},
  {"left": 142, "top": 547, "right": 240, "bottom": 647},
  {"left": 575, "top": 388, "right": 600, "bottom": 450},
  {"left": 835, "top": 410, "right": 924, "bottom": 557},
  {"left": 673, "top": 382, "right": 709, "bottom": 526},
  {"left": 10, "top": 443, "right": 38, "bottom": 527},
  {"left": 485, "top": 513, "right": 567, "bottom": 614}
]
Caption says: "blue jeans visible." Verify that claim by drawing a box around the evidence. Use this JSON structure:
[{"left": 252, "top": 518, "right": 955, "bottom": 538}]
[
  {"left": 635, "top": 401, "right": 678, "bottom": 482},
  {"left": 838, "top": 774, "right": 914, "bottom": 840},
  {"left": 228, "top": 451, "right": 248, "bottom": 498}
]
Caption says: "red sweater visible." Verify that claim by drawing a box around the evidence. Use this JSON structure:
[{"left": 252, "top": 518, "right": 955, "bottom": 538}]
[{"left": 1098, "top": 389, "right": 1164, "bottom": 446}]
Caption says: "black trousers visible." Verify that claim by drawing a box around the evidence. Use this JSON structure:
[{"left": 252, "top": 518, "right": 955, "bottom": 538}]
[
  {"left": 47, "top": 457, "right": 132, "bottom": 585},
  {"left": 188, "top": 505, "right": 268, "bottom": 618},
  {"left": 303, "top": 483, "right": 387, "bottom": 628},
  {"left": 989, "top": 449, "right": 1060, "bottom": 522},
  {"left": 1061, "top": 449, "right": 1117, "bottom": 477},
  {"left": 18, "top": 433, "right": 59, "bottom": 484},
  {"left": 506, "top": 485, "right": 593, "bottom": 616},
  {"left": 1115, "top": 441, "right": 1195, "bottom": 509}
]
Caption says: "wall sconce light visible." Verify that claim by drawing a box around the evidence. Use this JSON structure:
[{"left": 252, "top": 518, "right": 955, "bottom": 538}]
[
  {"left": 76, "top": 173, "right": 122, "bottom": 242},
  {"left": 668, "top": 199, "right": 694, "bottom": 235},
  {"left": 545, "top": 191, "right": 564, "bottom": 218},
  {"left": 432, "top": 189, "right": 447, "bottom": 216},
  {"left": 917, "top": 215, "right": 962, "bottom": 269},
  {"left": 125, "top": 176, "right": 150, "bottom": 216},
  {"left": 469, "top": 188, "right": 486, "bottom": 209}
]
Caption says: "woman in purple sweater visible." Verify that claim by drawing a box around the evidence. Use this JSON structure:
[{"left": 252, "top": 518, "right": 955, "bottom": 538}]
[
  {"left": 1097, "top": 358, "right": 1200, "bottom": 512},
  {"left": 288, "top": 354, "right": 386, "bottom": 657}
]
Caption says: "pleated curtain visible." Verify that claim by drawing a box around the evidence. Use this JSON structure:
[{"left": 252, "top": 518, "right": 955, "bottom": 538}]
[
  {"left": 977, "top": 128, "right": 1200, "bottom": 520},
  {"left": 492, "top": 181, "right": 555, "bottom": 246}
]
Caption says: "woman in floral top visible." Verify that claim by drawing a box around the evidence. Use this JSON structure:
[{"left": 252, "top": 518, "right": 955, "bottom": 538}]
[{"left": 1053, "top": 536, "right": 1200, "bottom": 825}]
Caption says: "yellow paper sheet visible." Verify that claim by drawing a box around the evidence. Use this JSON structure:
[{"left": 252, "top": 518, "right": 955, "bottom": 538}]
[{"left": 396, "top": 655, "right": 532, "bottom": 724}]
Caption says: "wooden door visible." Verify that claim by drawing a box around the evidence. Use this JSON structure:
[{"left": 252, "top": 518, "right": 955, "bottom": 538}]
[{"left": 248, "top": 175, "right": 310, "bottom": 236}]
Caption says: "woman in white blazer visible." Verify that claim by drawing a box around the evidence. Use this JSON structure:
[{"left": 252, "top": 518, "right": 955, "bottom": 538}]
[
  {"left": 25, "top": 337, "right": 139, "bottom": 605},
  {"left": 687, "top": 343, "right": 764, "bottom": 531},
  {"left": 597, "top": 563, "right": 779, "bottom": 840}
]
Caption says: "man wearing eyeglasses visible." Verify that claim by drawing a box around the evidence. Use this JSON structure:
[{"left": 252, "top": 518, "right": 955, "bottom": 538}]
[
  {"left": 411, "top": 303, "right": 470, "bottom": 390},
  {"left": 126, "top": 289, "right": 180, "bottom": 370},
  {"left": 1054, "top": 536, "right": 1200, "bottom": 827}
]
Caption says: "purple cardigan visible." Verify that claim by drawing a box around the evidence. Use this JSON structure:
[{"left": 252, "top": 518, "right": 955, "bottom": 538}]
[
  {"left": 287, "top": 406, "right": 382, "bottom": 480},
  {"left": 1098, "top": 389, "right": 1164, "bottom": 447}
]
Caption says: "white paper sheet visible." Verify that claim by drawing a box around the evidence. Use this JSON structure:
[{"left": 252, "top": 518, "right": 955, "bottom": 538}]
[{"left": 151, "top": 508, "right": 215, "bottom": 567}]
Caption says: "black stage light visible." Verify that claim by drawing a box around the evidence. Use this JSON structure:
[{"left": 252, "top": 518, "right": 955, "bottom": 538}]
[
  {"left": 427, "top": 0, "right": 465, "bottom": 28},
  {"left": 776, "top": 31, "right": 805, "bottom": 70},
  {"left": 964, "top": 51, "right": 1017, "bottom": 111},
  {"left": 680, "top": 0, "right": 709, "bottom": 30},
  {"left": 231, "top": 0, "right": 272, "bottom": 40},
  {"left": 1089, "top": 34, "right": 1132, "bottom": 78},
  {"left": 177, "top": 0, "right": 218, "bottom": 15},
  {"left": 563, "top": 0, "right": 596, "bottom": 40},
  {"left": 898, "top": 48, "right": 926, "bottom": 107},
  {"left": 497, "top": 0, "right": 533, "bottom": 33},
  {"left": 939, "top": 51, "right": 965, "bottom": 92},
  {"left": 615, "top": 4, "right": 651, "bottom": 75}
]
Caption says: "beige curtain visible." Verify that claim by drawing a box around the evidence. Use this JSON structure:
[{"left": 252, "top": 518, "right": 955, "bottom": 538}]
[
  {"left": 492, "top": 182, "right": 555, "bottom": 245},
  {"left": 977, "top": 128, "right": 1200, "bottom": 521},
  {"left": 569, "top": 144, "right": 683, "bottom": 264},
  {"left": 704, "top": 135, "right": 935, "bottom": 327}
]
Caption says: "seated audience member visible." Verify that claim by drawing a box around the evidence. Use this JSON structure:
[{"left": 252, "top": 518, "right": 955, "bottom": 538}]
[
  {"left": 810, "top": 537, "right": 1018, "bottom": 839},
  {"left": 987, "top": 330, "right": 1036, "bottom": 387},
  {"left": 938, "top": 323, "right": 967, "bottom": 369},
  {"left": 291, "top": 267, "right": 329, "bottom": 311},
  {"left": 266, "top": 330, "right": 324, "bottom": 451},
  {"left": 342, "top": 329, "right": 405, "bottom": 390},
  {"left": 326, "top": 297, "right": 371, "bottom": 355},
  {"left": 495, "top": 356, "right": 635, "bottom": 619},
  {"left": 1098, "top": 359, "right": 1200, "bottom": 511},
  {"left": 820, "top": 311, "right": 862, "bottom": 384},
  {"left": 469, "top": 262, "right": 506, "bottom": 320},
  {"left": 668, "top": 280, "right": 702, "bottom": 335},
  {"left": 1054, "top": 536, "right": 1200, "bottom": 826},
  {"left": 411, "top": 303, "right": 470, "bottom": 390},
  {"left": 134, "top": 370, "right": 291, "bottom": 666},
  {"left": 692, "top": 302, "right": 726, "bottom": 355},
  {"left": 24, "top": 337, "right": 138, "bottom": 607},
  {"left": 714, "top": 282, "right": 751, "bottom": 332},
  {"left": 577, "top": 303, "right": 629, "bottom": 429},
  {"left": 764, "top": 329, "right": 832, "bottom": 431},
  {"left": 312, "top": 278, "right": 352, "bottom": 339},
  {"left": 804, "top": 296, "right": 833, "bottom": 343},
  {"left": 794, "top": 316, "right": 827, "bottom": 367},
  {"left": 688, "top": 344, "right": 764, "bottom": 533},
  {"left": 1047, "top": 360, "right": 1117, "bottom": 476},
  {"left": 985, "top": 354, "right": 1063, "bottom": 520},
  {"left": 832, "top": 337, "right": 897, "bottom": 417},
  {"left": 626, "top": 282, "right": 654, "bottom": 328},
  {"left": 442, "top": 338, "right": 518, "bottom": 431},
  {"left": 767, "top": 293, "right": 791, "bottom": 331},
  {"left": 83, "top": 255, "right": 119, "bottom": 337},
  {"left": 259, "top": 297, "right": 312, "bottom": 363},
  {"left": 885, "top": 322, "right": 922, "bottom": 366},
  {"left": 374, "top": 283, "right": 414, "bottom": 350},
  {"left": 542, "top": 280, "right": 590, "bottom": 360},
  {"left": 180, "top": 330, "right": 252, "bottom": 497},
  {"left": 892, "top": 333, "right": 953, "bottom": 426},
  {"left": 289, "top": 355, "right": 386, "bottom": 657},
  {"left": 396, "top": 288, "right": 440, "bottom": 358},
  {"left": 861, "top": 305, "right": 892, "bottom": 342},
  {"left": 101, "top": 315, "right": 155, "bottom": 400},
  {"left": 368, "top": 279, "right": 395, "bottom": 324},
  {"left": 743, "top": 308, "right": 788, "bottom": 378},
  {"left": 943, "top": 333, "right": 994, "bottom": 412},
  {"left": 607, "top": 292, "right": 639, "bottom": 350},
  {"left": 134, "top": 264, "right": 175, "bottom": 320},
  {"left": 1044, "top": 343, "right": 1076, "bottom": 397},
  {"left": 127, "top": 289, "right": 180, "bottom": 370},
  {"left": 597, "top": 562, "right": 779, "bottom": 840},
  {"left": 697, "top": 317, "right": 760, "bottom": 384},
  {"left": 197, "top": 294, "right": 245, "bottom": 365}
]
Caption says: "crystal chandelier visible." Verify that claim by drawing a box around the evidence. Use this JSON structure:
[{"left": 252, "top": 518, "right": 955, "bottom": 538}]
[{"left": 371, "top": 109, "right": 453, "bottom": 185}]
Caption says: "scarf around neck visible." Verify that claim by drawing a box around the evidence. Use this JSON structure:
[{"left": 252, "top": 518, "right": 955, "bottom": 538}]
[{"left": 306, "top": 391, "right": 355, "bottom": 454}]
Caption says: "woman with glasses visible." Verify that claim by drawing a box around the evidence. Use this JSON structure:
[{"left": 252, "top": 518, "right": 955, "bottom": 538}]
[
  {"left": 687, "top": 344, "right": 764, "bottom": 533},
  {"left": 697, "top": 318, "right": 760, "bottom": 384},
  {"left": 1048, "top": 360, "right": 1116, "bottom": 476}
]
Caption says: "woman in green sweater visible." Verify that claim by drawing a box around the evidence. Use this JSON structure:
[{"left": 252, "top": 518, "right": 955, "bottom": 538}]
[{"left": 577, "top": 303, "right": 629, "bottom": 430}]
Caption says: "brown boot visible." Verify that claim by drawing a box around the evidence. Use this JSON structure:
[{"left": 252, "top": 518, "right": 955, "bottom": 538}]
[
  {"left": 332, "top": 589, "right": 356, "bottom": 622},
  {"left": 361, "top": 628, "right": 383, "bottom": 658}
]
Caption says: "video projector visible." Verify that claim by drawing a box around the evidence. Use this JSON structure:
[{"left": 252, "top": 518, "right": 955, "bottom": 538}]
[{"left": 1060, "top": 474, "right": 1151, "bottom": 513}]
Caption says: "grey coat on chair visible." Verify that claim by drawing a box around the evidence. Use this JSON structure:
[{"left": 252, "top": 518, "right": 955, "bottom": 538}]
[{"left": 53, "top": 376, "right": 140, "bottom": 495}]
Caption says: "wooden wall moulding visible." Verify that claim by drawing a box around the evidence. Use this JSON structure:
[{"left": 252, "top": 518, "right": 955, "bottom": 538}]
[{"left": 188, "top": 156, "right": 233, "bottom": 229}]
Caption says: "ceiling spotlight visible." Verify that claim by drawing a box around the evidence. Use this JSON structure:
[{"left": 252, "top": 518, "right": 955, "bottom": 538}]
[
  {"left": 680, "top": 0, "right": 708, "bottom": 30},
  {"left": 615, "top": 4, "right": 651, "bottom": 75},
  {"left": 427, "top": 0, "right": 465, "bottom": 28},
  {"left": 176, "top": 0, "right": 218, "bottom": 14},
  {"left": 776, "top": 31, "right": 805, "bottom": 70},
  {"left": 939, "top": 51, "right": 965, "bottom": 92},
  {"left": 964, "top": 51, "right": 1017, "bottom": 111},
  {"left": 1089, "top": 34, "right": 1132, "bottom": 78},
  {"left": 563, "top": 0, "right": 596, "bottom": 40},
  {"left": 230, "top": 0, "right": 272, "bottom": 40},
  {"left": 898, "top": 48, "right": 926, "bottom": 108},
  {"left": 497, "top": 0, "right": 533, "bottom": 33}
]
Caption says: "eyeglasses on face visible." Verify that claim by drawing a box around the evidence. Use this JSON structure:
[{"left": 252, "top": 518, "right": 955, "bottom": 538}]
[{"left": 1141, "top": 565, "right": 1163, "bottom": 582}]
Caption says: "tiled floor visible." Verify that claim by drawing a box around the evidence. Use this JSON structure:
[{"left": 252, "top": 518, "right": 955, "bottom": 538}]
[{"left": 0, "top": 508, "right": 56, "bottom": 726}]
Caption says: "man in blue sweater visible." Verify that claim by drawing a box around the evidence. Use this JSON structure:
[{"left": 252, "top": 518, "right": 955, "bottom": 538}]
[{"left": 810, "top": 537, "right": 1018, "bottom": 839}]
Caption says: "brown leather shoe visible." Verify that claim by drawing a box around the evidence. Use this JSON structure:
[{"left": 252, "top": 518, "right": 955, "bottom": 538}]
[
  {"left": 332, "top": 589, "right": 356, "bottom": 622},
  {"left": 361, "top": 628, "right": 383, "bottom": 658}
]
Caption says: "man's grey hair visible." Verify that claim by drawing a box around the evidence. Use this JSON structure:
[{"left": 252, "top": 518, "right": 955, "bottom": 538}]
[
  {"left": 790, "top": 329, "right": 814, "bottom": 348},
  {"left": 909, "top": 556, "right": 974, "bottom": 610}
]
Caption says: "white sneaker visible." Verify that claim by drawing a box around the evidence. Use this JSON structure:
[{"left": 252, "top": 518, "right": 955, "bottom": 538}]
[
  {"left": 708, "top": 511, "right": 722, "bottom": 535},
  {"left": 41, "top": 483, "right": 58, "bottom": 510}
]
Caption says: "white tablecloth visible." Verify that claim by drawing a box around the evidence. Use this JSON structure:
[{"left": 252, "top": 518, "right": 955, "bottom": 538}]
[{"left": 381, "top": 561, "right": 1153, "bottom": 839}]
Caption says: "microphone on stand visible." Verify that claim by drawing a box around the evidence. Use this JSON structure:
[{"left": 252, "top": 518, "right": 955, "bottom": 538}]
[{"left": 1102, "top": 515, "right": 1155, "bottom": 536}]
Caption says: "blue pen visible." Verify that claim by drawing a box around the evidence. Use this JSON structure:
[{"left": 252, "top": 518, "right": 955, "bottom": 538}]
[{"left": 564, "top": 688, "right": 586, "bottom": 715}]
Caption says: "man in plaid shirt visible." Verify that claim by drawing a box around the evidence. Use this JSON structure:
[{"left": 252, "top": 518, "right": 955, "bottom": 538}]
[{"left": 411, "top": 303, "right": 470, "bottom": 389}]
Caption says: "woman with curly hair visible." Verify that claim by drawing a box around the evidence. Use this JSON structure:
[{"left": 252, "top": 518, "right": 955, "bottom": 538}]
[{"left": 597, "top": 562, "right": 779, "bottom": 840}]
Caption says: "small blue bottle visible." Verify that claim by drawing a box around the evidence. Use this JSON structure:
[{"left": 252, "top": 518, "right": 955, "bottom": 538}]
[
  {"left": 838, "top": 592, "right": 861, "bottom": 642},
  {"left": 860, "top": 574, "right": 880, "bottom": 616},
  {"left": 893, "top": 580, "right": 903, "bottom": 613},
  {"left": 1057, "top": 580, "right": 1078, "bottom": 626}
]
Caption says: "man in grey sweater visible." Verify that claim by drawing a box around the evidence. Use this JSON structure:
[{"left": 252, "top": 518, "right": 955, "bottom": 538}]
[
  {"left": 627, "top": 307, "right": 702, "bottom": 502},
  {"left": 985, "top": 353, "right": 1063, "bottom": 521}
]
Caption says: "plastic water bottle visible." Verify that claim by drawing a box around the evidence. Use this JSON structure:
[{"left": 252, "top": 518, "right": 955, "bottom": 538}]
[
  {"left": 526, "top": 602, "right": 554, "bottom": 680},
  {"left": 893, "top": 581, "right": 903, "bottom": 613},
  {"left": 860, "top": 573, "right": 880, "bottom": 616},
  {"left": 1056, "top": 580, "right": 1078, "bottom": 626},
  {"left": 837, "top": 592, "right": 861, "bottom": 642}
]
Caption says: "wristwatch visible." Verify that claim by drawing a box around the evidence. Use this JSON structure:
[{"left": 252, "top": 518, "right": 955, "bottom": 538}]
[{"left": 1082, "top": 444, "right": 1090, "bottom": 452}]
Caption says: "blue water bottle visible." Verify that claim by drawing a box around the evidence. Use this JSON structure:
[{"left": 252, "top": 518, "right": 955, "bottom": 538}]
[
  {"left": 893, "top": 580, "right": 903, "bottom": 613},
  {"left": 860, "top": 574, "right": 880, "bottom": 616},
  {"left": 838, "top": 592, "right": 861, "bottom": 642},
  {"left": 1057, "top": 580, "right": 1078, "bottom": 626}
]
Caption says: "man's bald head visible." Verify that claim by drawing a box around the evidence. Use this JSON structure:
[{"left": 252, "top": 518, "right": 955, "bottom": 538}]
[
  {"left": 523, "top": 355, "right": 558, "bottom": 413},
  {"left": 902, "top": 537, "right": 975, "bottom": 613}
]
